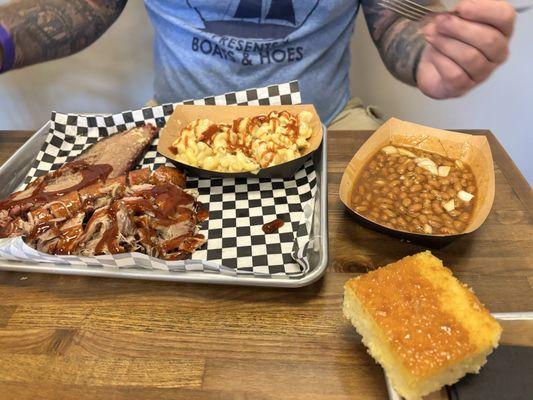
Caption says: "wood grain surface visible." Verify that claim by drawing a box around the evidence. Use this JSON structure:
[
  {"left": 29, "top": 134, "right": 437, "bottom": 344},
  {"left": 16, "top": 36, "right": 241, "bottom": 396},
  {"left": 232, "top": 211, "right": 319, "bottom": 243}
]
[{"left": 0, "top": 129, "right": 531, "bottom": 400}]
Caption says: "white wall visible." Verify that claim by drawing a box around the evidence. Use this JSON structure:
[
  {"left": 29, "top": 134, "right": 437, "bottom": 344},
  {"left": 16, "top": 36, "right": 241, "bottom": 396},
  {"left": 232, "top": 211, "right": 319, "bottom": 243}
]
[
  {"left": 0, "top": 1, "right": 153, "bottom": 127},
  {"left": 0, "top": 1, "right": 531, "bottom": 182}
]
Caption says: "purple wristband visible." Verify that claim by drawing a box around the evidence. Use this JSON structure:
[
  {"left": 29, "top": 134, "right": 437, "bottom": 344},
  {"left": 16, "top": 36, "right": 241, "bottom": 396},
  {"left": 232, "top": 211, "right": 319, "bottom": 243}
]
[{"left": 0, "top": 25, "right": 15, "bottom": 73}]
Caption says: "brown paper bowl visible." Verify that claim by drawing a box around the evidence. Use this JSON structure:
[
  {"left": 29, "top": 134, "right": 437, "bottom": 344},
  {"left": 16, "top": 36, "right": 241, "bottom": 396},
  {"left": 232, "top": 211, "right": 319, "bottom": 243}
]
[
  {"left": 157, "top": 104, "right": 324, "bottom": 179},
  {"left": 339, "top": 118, "right": 495, "bottom": 245}
]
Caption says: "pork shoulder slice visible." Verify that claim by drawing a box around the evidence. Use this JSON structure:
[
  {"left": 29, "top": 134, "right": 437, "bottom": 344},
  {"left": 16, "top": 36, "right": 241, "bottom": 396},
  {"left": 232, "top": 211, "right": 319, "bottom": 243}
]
[{"left": 0, "top": 124, "right": 158, "bottom": 229}]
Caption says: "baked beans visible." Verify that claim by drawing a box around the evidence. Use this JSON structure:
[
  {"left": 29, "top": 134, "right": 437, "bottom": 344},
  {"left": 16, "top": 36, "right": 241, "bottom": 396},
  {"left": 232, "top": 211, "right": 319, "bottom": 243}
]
[{"left": 351, "top": 145, "right": 477, "bottom": 234}]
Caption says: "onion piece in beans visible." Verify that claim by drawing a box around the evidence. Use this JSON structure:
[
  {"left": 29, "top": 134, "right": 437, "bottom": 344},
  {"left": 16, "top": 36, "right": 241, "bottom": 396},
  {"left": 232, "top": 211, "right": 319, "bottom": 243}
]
[
  {"left": 442, "top": 199, "right": 455, "bottom": 212},
  {"left": 458, "top": 190, "right": 474, "bottom": 202},
  {"left": 382, "top": 145, "right": 398, "bottom": 155},
  {"left": 398, "top": 148, "right": 416, "bottom": 157},
  {"left": 438, "top": 166, "right": 451, "bottom": 177}
]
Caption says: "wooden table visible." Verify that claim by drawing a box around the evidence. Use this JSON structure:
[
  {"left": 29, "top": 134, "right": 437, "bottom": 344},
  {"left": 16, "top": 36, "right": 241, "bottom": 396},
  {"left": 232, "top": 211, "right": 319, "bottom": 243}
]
[{"left": 0, "top": 130, "right": 531, "bottom": 400}]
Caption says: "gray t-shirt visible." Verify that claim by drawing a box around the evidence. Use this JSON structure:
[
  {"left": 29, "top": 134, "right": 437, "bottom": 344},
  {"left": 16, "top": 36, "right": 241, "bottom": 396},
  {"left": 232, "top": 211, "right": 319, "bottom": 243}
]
[{"left": 144, "top": 0, "right": 359, "bottom": 124}]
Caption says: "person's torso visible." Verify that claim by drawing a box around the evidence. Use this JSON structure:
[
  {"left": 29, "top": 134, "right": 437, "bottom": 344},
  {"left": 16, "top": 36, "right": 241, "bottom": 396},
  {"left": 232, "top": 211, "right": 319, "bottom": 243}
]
[{"left": 144, "top": 0, "right": 359, "bottom": 123}]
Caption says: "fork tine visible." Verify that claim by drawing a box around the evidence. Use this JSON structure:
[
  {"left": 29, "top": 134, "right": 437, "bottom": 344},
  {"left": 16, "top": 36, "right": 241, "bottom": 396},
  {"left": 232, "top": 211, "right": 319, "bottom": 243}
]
[
  {"left": 381, "top": 0, "right": 429, "bottom": 18},
  {"left": 378, "top": 1, "right": 426, "bottom": 21},
  {"left": 397, "top": 0, "right": 435, "bottom": 14},
  {"left": 378, "top": 3, "right": 422, "bottom": 21}
]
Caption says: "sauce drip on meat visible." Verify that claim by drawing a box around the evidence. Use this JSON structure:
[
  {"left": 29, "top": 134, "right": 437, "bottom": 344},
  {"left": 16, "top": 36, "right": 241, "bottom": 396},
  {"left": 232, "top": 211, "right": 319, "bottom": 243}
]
[
  {"left": 88, "top": 183, "right": 203, "bottom": 257},
  {"left": 232, "top": 117, "right": 243, "bottom": 133},
  {"left": 130, "top": 183, "right": 195, "bottom": 225},
  {"left": 95, "top": 221, "right": 121, "bottom": 254},
  {"left": 262, "top": 218, "right": 284, "bottom": 234},
  {"left": 2, "top": 165, "right": 207, "bottom": 260},
  {"left": 196, "top": 208, "right": 209, "bottom": 222},
  {"left": 0, "top": 161, "right": 112, "bottom": 213}
]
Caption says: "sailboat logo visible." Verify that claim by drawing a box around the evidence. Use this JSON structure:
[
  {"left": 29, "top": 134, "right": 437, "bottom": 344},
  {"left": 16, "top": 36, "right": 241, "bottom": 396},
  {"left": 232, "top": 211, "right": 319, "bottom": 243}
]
[{"left": 187, "top": 0, "right": 320, "bottom": 39}]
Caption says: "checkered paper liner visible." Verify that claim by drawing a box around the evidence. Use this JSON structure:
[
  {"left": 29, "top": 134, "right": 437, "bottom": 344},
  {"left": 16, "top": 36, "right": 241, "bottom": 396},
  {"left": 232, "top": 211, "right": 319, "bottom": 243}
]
[{"left": 0, "top": 81, "right": 319, "bottom": 278}]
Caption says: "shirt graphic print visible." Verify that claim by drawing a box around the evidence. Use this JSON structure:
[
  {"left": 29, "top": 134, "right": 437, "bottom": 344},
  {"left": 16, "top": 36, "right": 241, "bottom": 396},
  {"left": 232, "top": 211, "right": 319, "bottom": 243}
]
[{"left": 145, "top": 0, "right": 359, "bottom": 123}]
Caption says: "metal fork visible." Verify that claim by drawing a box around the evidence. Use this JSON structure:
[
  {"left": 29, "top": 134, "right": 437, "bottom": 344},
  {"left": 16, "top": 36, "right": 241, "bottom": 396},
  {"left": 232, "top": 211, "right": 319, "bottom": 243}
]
[{"left": 378, "top": 0, "right": 533, "bottom": 21}]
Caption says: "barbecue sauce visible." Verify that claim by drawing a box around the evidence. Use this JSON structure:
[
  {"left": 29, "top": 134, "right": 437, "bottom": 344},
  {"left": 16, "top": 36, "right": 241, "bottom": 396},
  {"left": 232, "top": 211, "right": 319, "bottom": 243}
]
[
  {"left": 168, "top": 146, "right": 177, "bottom": 155},
  {"left": 11, "top": 168, "right": 209, "bottom": 260},
  {"left": 95, "top": 218, "right": 121, "bottom": 254},
  {"left": 0, "top": 161, "right": 112, "bottom": 214},
  {"left": 2, "top": 162, "right": 207, "bottom": 260},
  {"left": 98, "top": 183, "right": 206, "bottom": 259},
  {"left": 199, "top": 124, "right": 219, "bottom": 144},
  {"left": 170, "top": 111, "right": 301, "bottom": 168},
  {"left": 165, "top": 251, "right": 191, "bottom": 261},
  {"left": 196, "top": 207, "right": 209, "bottom": 222},
  {"left": 55, "top": 215, "right": 85, "bottom": 255},
  {"left": 91, "top": 183, "right": 197, "bottom": 257},
  {"left": 262, "top": 218, "right": 285, "bottom": 234},
  {"left": 130, "top": 183, "right": 195, "bottom": 225}
]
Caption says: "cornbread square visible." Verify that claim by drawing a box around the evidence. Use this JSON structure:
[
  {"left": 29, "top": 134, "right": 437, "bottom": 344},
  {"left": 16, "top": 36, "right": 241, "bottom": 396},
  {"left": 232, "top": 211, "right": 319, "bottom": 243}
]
[{"left": 343, "top": 251, "right": 501, "bottom": 400}]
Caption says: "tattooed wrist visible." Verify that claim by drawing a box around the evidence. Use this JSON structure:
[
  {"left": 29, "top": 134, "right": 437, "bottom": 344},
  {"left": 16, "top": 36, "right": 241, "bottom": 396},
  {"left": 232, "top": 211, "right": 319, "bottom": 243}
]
[
  {"left": 0, "top": 0, "right": 127, "bottom": 70},
  {"left": 361, "top": 0, "right": 439, "bottom": 85},
  {"left": 385, "top": 19, "right": 426, "bottom": 85}
]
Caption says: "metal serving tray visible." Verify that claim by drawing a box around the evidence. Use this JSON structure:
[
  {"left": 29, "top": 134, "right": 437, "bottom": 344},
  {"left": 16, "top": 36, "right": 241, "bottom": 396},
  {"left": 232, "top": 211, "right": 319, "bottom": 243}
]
[
  {"left": 0, "top": 122, "right": 329, "bottom": 287},
  {"left": 386, "top": 311, "right": 533, "bottom": 400}
]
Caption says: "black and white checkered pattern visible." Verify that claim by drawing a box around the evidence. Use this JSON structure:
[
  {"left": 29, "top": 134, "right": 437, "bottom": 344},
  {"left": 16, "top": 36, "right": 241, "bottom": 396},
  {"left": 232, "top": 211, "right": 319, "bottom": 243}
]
[
  {"left": 6, "top": 81, "right": 318, "bottom": 278},
  {"left": 25, "top": 81, "right": 302, "bottom": 183}
]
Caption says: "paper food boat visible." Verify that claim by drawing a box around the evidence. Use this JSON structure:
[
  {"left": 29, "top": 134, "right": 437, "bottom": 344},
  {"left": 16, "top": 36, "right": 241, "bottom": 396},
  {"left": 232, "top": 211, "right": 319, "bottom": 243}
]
[
  {"left": 339, "top": 118, "right": 495, "bottom": 244},
  {"left": 158, "top": 104, "right": 324, "bottom": 178}
]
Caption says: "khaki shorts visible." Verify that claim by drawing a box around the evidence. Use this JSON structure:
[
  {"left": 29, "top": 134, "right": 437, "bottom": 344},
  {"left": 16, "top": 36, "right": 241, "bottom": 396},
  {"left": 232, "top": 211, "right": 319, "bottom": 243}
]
[{"left": 328, "top": 98, "right": 385, "bottom": 130}]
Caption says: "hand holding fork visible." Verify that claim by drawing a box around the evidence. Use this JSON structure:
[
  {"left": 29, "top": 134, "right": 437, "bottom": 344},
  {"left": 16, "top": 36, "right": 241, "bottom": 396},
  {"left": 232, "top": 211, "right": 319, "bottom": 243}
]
[{"left": 380, "top": 0, "right": 520, "bottom": 99}]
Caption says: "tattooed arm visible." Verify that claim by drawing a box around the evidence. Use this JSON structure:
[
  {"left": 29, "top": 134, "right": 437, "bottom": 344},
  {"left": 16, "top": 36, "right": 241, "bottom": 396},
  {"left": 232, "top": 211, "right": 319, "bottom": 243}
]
[
  {"left": 0, "top": 0, "right": 127, "bottom": 71},
  {"left": 360, "top": 0, "right": 440, "bottom": 86},
  {"left": 361, "top": 0, "right": 516, "bottom": 98}
]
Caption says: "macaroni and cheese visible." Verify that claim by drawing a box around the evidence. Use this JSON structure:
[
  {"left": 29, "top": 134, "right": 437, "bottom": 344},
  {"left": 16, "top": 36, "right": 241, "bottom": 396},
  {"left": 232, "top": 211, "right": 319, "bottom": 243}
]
[{"left": 171, "top": 111, "right": 314, "bottom": 173}]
